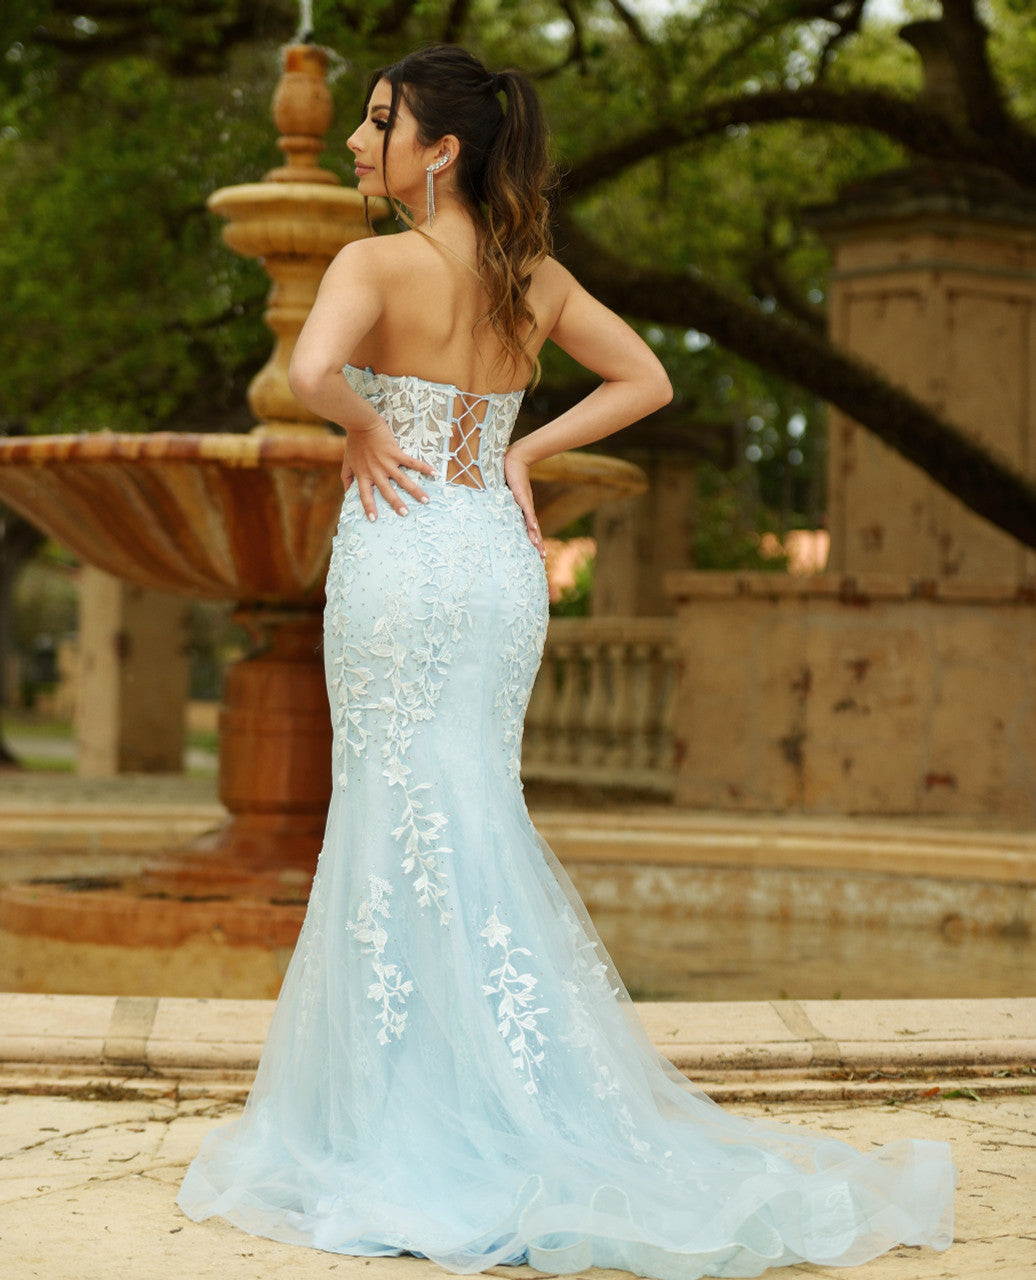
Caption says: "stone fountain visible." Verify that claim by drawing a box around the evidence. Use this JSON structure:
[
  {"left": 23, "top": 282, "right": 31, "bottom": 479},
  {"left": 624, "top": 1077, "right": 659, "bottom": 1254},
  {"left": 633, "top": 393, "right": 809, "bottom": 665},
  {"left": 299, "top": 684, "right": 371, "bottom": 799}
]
[{"left": 0, "top": 44, "right": 645, "bottom": 996}]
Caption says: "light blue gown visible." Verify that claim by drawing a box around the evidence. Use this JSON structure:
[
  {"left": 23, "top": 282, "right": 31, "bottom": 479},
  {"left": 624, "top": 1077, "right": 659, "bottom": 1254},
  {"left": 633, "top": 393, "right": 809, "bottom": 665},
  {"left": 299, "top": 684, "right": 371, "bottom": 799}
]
[{"left": 177, "top": 366, "right": 956, "bottom": 1277}]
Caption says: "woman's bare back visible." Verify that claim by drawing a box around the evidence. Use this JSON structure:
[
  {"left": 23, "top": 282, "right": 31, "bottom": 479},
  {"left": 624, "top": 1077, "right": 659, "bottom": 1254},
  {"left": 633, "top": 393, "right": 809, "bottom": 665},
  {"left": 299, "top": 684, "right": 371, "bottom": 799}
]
[{"left": 346, "top": 227, "right": 564, "bottom": 395}]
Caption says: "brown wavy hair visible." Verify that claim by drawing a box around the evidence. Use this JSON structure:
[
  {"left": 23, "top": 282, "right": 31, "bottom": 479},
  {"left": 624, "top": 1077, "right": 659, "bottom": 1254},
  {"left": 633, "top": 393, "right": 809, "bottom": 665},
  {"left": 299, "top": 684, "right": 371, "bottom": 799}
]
[{"left": 363, "top": 44, "right": 555, "bottom": 384}]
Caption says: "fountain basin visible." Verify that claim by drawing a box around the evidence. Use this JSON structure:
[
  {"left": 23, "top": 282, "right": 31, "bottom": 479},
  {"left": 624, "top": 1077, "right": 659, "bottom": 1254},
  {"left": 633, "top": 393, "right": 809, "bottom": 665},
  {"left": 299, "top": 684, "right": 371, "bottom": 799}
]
[
  {"left": 0, "top": 432, "right": 641, "bottom": 602},
  {"left": 0, "top": 788, "right": 1030, "bottom": 1001}
]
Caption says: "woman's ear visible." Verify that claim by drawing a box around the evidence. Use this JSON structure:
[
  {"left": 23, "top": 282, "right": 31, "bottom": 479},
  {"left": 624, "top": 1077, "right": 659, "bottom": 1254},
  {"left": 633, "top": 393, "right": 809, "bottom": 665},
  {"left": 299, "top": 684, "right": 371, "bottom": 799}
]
[{"left": 436, "top": 135, "right": 461, "bottom": 174}]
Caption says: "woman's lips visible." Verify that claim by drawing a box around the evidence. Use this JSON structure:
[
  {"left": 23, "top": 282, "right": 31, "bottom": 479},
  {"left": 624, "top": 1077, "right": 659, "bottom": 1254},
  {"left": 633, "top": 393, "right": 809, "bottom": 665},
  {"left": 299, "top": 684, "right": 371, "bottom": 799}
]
[{"left": 355, "top": 165, "right": 374, "bottom": 177}]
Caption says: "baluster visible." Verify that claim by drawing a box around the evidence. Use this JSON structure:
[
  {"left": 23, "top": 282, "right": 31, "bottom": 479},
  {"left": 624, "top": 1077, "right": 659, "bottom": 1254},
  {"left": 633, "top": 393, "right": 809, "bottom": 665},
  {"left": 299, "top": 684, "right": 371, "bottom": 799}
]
[
  {"left": 582, "top": 637, "right": 610, "bottom": 769},
  {"left": 554, "top": 640, "right": 581, "bottom": 766},
  {"left": 605, "top": 641, "right": 632, "bottom": 774},
  {"left": 655, "top": 639, "right": 677, "bottom": 783},
  {"left": 626, "top": 641, "right": 653, "bottom": 778}
]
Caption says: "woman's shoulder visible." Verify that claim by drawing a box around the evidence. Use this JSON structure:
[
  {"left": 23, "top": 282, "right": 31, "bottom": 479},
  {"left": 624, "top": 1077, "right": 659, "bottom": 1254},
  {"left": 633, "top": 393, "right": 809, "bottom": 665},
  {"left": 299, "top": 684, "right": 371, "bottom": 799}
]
[
  {"left": 529, "top": 255, "right": 581, "bottom": 331},
  {"left": 532, "top": 254, "right": 574, "bottom": 287},
  {"left": 335, "top": 229, "right": 474, "bottom": 289},
  {"left": 329, "top": 232, "right": 409, "bottom": 277}
]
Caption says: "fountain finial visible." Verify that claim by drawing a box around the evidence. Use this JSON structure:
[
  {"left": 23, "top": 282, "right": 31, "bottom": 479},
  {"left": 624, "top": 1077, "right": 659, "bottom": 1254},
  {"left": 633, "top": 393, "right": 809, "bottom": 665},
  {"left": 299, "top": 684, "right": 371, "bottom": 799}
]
[{"left": 265, "top": 44, "right": 339, "bottom": 185}]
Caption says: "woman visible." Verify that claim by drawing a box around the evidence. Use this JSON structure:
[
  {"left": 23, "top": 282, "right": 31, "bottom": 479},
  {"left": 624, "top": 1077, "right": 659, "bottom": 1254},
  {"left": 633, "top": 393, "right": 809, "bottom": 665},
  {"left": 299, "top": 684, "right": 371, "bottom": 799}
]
[{"left": 177, "top": 44, "right": 955, "bottom": 1277}]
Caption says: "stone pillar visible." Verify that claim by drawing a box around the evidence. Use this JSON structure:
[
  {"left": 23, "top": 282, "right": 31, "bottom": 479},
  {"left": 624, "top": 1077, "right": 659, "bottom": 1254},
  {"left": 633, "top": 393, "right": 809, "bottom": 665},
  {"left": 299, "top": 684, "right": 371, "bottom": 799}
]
[
  {"left": 593, "top": 452, "right": 697, "bottom": 616},
  {"left": 76, "top": 566, "right": 190, "bottom": 775},
  {"left": 813, "top": 164, "right": 1036, "bottom": 581}
]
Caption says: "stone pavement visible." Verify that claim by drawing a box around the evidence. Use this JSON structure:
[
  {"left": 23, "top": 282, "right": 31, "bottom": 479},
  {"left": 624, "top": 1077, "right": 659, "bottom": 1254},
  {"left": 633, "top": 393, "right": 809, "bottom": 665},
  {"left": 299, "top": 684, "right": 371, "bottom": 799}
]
[
  {"left": 2, "top": 1089, "right": 1033, "bottom": 1280},
  {"left": 1, "top": 993, "right": 1034, "bottom": 1279}
]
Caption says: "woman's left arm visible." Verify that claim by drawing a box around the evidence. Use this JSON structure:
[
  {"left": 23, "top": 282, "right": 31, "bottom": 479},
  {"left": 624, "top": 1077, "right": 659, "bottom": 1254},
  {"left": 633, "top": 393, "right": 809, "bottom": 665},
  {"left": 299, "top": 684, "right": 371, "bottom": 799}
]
[
  {"left": 288, "top": 241, "right": 386, "bottom": 432},
  {"left": 504, "top": 260, "right": 672, "bottom": 556}
]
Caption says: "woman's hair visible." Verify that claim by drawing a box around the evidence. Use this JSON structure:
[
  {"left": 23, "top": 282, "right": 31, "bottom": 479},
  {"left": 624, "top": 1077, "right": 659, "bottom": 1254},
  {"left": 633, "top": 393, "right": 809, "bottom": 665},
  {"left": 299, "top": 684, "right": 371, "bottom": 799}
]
[{"left": 363, "top": 44, "right": 555, "bottom": 384}]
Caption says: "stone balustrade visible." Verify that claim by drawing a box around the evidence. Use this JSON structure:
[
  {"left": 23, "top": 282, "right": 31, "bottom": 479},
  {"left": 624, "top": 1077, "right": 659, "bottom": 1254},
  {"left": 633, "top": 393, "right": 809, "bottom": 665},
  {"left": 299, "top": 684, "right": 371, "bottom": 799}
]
[{"left": 522, "top": 617, "right": 677, "bottom": 793}]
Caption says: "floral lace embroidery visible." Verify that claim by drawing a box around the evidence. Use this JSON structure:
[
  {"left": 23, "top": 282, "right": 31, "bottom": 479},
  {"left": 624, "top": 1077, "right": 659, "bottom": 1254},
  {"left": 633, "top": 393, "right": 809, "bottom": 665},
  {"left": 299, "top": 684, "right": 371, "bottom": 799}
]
[
  {"left": 326, "top": 496, "right": 494, "bottom": 926},
  {"left": 323, "top": 371, "right": 549, "bottom": 1064},
  {"left": 325, "top": 526, "right": 374, "bottom": 774},
  {"left": 366, "top": 590, "right": 455, "bottom": 924},
  {"left": 347, "top": 874, "right": 413, "bottom": 1045},
  {"left": 494, "top": 534, "right": 549, "bottom": 781},
  {"left": 481, "top": 910, "right": 548, "bottom": 1094}
]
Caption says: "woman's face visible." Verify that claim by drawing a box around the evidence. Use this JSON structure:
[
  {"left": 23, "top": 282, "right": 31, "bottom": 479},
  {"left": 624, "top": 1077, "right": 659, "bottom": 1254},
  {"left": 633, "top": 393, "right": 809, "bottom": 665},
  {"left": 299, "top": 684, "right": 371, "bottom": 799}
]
[{"left": 348, "top": 79, "right": 439, "bottom": 206}]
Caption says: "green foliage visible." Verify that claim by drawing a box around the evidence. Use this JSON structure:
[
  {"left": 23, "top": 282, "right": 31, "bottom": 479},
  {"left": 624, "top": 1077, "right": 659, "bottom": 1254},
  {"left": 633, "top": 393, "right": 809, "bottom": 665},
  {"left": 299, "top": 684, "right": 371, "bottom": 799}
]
[
  {"left": 693, "top": 462, "right": 790, "bottom": 571},
  {"left": 12, "top": 544, "right": 76, "bottom": 650},
  {"left": 0, "top": 38, "right": 279, "bottom": 433}
]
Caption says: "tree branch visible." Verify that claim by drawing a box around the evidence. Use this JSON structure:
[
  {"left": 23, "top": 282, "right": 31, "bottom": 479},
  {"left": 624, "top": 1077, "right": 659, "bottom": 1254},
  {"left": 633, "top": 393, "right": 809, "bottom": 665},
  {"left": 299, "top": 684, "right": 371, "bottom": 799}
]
[
  {"left": 695, "top": 0, "right": 856, "bottom": 93},
  {"left": 373, "top": 0, "right": 423, "bottom": 37},
  {"left": 562, "top": 84, "right": 1036, "bottom": 199},
  {"left": 747, "top": 227, "right": 826, "bottom": 334},
  {"left": 605, "top": 0, "right": 649, "bottom": 46},
  {"left": 558, "top": 0, "right": 589, "bottom": 76},
  {"left": 441, "top": 0, "right": 474, "bottom": 44},
  {"left": 554, "top": 213, "right": 1036, "bottom": 550},
  {"left": 816, "top": 0, "right": 866, "bottom": 75}
]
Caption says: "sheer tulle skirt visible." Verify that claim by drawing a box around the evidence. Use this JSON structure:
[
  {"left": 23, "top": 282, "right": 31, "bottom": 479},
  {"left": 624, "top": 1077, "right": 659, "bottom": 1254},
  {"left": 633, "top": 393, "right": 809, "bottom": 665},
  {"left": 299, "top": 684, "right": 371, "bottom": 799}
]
[{"left": 177, "top": 482, "right": 956, "bottom": 1277}]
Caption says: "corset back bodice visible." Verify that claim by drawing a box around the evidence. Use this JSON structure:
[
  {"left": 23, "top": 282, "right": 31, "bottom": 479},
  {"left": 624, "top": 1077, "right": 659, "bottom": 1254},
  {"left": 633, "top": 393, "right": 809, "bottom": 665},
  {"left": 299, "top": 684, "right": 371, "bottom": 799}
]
[{"left": 342, "top": 364, "right": 524, "bottom": 492}]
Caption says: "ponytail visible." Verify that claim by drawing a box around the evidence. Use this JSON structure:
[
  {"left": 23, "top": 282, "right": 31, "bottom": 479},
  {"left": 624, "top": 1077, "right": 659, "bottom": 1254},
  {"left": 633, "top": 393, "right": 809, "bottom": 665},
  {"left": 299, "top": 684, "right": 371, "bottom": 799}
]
[
  {"left": 366, "top": 45, "right": 556, "bottom": 384},
  {"left": 480, "top": 68, "right": 554, "bottom": 384}
]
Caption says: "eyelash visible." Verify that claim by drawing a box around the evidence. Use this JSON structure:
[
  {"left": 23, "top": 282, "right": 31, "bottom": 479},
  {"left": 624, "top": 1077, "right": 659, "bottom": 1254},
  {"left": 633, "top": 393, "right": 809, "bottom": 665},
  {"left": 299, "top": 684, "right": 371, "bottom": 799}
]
[{"left": 372, "top": 118, "right": 389, "bottom": 131}]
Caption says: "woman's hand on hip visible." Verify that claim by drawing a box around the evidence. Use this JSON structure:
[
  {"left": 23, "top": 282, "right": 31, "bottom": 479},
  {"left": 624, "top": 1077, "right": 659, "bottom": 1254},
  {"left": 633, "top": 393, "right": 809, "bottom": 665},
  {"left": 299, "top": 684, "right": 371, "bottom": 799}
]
[
  {"left": 344, "top": 421, "right": 436, "bottom": 519},
  {"left": 504, "top": 447, "right": 546, "bottom": 560}
]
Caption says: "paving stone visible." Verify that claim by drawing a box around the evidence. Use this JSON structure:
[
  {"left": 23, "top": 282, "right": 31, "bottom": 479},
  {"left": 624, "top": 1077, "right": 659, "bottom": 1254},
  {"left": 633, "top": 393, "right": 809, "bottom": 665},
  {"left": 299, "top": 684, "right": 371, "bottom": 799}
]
[{"left": 0, "top": 1092, "right": 1032, "bottom": 1279}]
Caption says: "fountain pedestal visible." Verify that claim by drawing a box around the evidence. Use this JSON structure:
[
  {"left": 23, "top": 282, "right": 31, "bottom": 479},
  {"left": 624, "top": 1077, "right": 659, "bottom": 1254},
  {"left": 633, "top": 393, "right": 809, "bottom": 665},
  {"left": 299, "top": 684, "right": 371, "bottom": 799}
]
[{"left": 200, "top": 608, "right": 331, "bottom": 873}]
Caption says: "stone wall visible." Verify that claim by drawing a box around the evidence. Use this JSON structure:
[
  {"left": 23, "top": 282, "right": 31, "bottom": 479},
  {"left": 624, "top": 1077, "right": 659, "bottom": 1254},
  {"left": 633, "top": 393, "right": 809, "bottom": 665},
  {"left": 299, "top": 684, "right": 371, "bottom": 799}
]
[{"left": 666, "top": 570, "right": 1036, "bottom": 817}]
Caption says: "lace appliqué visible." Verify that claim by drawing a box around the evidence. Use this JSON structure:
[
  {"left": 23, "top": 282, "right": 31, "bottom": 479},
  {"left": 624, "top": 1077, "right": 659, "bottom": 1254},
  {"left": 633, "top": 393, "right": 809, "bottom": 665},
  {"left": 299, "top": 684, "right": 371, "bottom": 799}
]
[
  {"left": 367, "top": 591, "right": 454, "bottom": 923},
  {"left": 481, "top": 910, "right": 548, "bottom": 1094},
  {"left": 491, "top": 505, "right": 549, "bottom": 781},
  {"left": 348, "top": 874, "right": 413, "bottom": 1045},
  {"left": 326, "top": 497, "right": 493, "bottom": 926},
  {"left": 326, "top": 526, "right": 374, "bottom": 773}
]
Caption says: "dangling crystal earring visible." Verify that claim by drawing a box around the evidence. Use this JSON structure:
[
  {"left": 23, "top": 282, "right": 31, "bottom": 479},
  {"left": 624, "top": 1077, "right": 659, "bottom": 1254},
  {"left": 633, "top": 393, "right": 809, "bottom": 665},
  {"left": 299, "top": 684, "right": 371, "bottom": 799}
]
[{"left": 425, "top": 151, "right": 450, "bottom": 225}]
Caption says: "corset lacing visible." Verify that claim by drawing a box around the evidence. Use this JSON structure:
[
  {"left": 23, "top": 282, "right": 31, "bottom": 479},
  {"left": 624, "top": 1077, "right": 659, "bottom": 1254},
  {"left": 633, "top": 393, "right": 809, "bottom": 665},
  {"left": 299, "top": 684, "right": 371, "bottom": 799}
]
[{"left": 341, "top": 364, "right": 524, "bottom": 492}]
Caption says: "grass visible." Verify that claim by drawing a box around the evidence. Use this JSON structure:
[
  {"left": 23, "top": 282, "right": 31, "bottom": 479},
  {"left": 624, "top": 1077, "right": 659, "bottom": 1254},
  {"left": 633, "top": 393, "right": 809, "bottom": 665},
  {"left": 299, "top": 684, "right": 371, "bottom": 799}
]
[
  {"left": 3, "top": 710, "right": 218, "bottom": 775},
  {"left": 4, "top": 710, "right": 73, "bottom": 740}
]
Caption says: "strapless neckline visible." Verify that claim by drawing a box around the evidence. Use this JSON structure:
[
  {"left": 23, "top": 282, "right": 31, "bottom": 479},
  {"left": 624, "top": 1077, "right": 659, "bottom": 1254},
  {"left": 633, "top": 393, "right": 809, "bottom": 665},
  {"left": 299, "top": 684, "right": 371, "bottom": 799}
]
[{"left": 342, "top": 363, "right": 525, "bottom": 402}]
